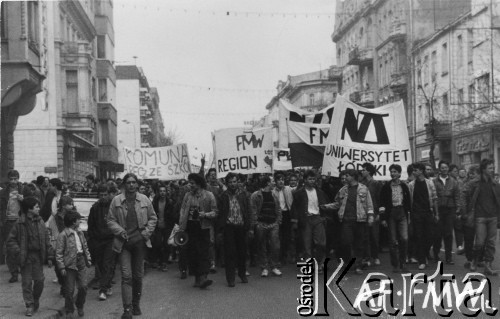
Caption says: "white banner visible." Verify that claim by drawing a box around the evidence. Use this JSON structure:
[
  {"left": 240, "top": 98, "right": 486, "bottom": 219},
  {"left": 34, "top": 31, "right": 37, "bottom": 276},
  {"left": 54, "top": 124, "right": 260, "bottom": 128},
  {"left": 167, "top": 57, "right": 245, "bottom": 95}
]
[
  {"left": 322, "top": 96, "right": 412, "bottom": 179},
  {"left": 214, "top": 127, "right": 273, "bottom": 178},
  {"left": 273, "top": 148, "right": 292, "bottom": 171},
  {"left": 123, "top": 144, "right": 191, "bottom": 180}
]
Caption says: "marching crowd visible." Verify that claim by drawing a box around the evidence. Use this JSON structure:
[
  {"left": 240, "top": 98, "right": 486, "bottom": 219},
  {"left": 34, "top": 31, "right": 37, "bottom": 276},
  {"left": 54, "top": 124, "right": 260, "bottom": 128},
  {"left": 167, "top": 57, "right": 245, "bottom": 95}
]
[{"left": 1, "top": 158, "right": 500, "bottom": 318}]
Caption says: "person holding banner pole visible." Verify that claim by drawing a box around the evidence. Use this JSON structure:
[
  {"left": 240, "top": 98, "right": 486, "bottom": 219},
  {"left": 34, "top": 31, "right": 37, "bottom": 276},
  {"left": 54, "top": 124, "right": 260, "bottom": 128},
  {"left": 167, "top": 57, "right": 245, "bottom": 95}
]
[{"left": 360, "top": 163, "right": 382, "bottom": 267}]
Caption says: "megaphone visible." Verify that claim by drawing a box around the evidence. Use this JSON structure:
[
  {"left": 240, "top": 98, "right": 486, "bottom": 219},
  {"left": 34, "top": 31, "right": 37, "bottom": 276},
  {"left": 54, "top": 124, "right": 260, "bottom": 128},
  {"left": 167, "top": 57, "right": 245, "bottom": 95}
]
[{"left": 174, "top": 231, "right": 189, "bottom": 246}]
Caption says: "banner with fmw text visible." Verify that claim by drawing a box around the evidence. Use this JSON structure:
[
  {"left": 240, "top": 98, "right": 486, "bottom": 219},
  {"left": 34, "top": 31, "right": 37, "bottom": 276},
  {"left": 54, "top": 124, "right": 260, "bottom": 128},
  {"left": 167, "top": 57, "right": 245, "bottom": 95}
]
[
  {"left": 279, "top": 99, "right": 334, "bottom": 167},
  {"left": 123, "top": 144, "right": 191, "bottom": 180},
  {"left": 322, "top": 96, "right": 412, "bottom": 179},
  {"left": 214, "top": 127, "right": 273, "bottom": 178}
]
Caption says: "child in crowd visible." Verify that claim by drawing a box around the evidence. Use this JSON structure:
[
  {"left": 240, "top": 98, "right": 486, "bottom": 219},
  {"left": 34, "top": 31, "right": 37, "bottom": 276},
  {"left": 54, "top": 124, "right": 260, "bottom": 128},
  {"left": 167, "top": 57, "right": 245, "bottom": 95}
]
[
  {"left": 56, "top": 211, "right": 92, "bottom": 318},
  {"left": 7, "top": 197, "right": 54, "bottom": 317}
]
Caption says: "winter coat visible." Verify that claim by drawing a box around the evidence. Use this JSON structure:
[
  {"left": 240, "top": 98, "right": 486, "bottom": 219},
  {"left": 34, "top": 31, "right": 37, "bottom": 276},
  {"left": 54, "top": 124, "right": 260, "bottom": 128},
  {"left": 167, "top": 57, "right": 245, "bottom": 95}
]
[
  {"left": 55, "top": 228, "right": 91, "bottom": 270},
  {"left": 379, "top": 180, "right": 411, "bottom": 221},
  {"left": 6, "top": 213, "right": 54, "bottom": 267},
  {"left": 88, "top": 197, "right": 114, "bottom": 241}
]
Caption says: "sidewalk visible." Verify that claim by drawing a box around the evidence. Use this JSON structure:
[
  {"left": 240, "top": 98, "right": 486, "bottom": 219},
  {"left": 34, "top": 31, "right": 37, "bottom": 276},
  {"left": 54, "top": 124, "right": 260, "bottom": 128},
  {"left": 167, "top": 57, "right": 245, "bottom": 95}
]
[{"left": 0, "top": 265, "right": 102, "bottom": 319}]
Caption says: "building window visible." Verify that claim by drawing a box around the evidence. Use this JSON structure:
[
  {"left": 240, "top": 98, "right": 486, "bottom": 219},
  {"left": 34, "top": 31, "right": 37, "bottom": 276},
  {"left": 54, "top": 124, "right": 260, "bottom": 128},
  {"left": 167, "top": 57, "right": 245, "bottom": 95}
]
[
  {"left": 1, "top": 2, "right": 7, "bottom": 40},
  {"left": 441, "top": 43, "right": 448, "bottom": 75},
  {"left": 98, "top": 78, "right": 107, "bottom": 101},
  {"left": 417, "top": 60, "right": 422, "bottom": 86},
  {"left": 97, "top": 35, "right": 106, "bottom": 59},
  {"left": 467, "top": 29, "right": 473, "bottom": 64},
  {"left": 477, "top": 73, "right": 490, "bottom": 105},
  {"left": 309, "top": 94, "right": 315, "bottom": 106},
  {"left": 442, "top": 93, "right": 449, "bottom": 115},
  {"left": 92, "top": 77, "right": 96, "bottom": 101},
  {"left": 27, "top": 1, "right": 40, "bottom": 49},
  {"left": 457, "top": 34, "right": 463, "bottom": 67},
  {"left": 457, "top": 88, "right": 464, "bottom": 105},
  {"left": 423, "top": 56, "right": 429, "bottom": 85},
  {"left": 468, "top": 84, "right": 475, "bottom": 109},
  {"left": 431, "top": 51, "right": 437, "bottom": 82},
  {"left": 66, "top": 70, "right": 79, "bottom": 113}
]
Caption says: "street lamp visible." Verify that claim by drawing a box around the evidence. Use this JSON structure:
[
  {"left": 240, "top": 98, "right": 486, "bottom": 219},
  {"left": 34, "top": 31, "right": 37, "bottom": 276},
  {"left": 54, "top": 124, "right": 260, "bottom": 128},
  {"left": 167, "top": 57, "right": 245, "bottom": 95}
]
[{"left": 122, "top": 119, "right": 137, "bottom": 148}]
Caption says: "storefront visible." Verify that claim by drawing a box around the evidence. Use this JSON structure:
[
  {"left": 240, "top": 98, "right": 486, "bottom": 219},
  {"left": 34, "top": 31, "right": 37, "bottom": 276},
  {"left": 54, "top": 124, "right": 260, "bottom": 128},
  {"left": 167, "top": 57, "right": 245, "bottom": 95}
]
[{"left": 453, "top": 130, "right": 494, "bottom": 171}]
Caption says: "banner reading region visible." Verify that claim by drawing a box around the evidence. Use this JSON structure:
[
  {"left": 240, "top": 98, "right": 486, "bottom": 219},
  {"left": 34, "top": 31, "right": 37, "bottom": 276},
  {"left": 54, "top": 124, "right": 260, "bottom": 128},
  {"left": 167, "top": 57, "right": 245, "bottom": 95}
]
[
  {"left": 123, "top": 144, "right": 191, "bottom": 180},
  {"left": 214, "top": 127, "right": 273, "bottom": 178},
  {"left": 322, "top": 96, "right": 412, "bottom": 179}
]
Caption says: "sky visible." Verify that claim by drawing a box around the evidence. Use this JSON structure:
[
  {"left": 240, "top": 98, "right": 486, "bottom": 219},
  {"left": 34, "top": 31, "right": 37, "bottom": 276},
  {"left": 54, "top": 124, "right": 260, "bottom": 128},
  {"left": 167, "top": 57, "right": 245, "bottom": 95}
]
[{"left": 115, "top": 0, "right": 337, "bottom": 164}]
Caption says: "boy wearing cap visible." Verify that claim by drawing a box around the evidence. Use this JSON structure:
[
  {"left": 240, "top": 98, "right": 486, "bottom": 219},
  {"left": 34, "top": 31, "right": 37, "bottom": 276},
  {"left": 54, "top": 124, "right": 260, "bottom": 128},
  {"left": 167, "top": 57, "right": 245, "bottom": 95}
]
[{"left": 56, "top": 211, "right": 92, "bottom": 318}]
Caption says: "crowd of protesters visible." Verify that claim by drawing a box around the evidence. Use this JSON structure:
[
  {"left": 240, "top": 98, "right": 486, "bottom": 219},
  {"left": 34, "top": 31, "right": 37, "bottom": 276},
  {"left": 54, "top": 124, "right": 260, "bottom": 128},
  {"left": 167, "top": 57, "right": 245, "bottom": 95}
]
[{"left": 1, "top": 157, "right": 500, "bottom": 318}]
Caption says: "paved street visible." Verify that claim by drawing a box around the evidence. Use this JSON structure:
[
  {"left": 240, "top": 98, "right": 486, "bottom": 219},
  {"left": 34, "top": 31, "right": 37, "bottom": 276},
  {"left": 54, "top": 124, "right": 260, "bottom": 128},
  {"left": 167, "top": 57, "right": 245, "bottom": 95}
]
[{"left": 2, "top": 244, "right": 500, "bottom": 318}]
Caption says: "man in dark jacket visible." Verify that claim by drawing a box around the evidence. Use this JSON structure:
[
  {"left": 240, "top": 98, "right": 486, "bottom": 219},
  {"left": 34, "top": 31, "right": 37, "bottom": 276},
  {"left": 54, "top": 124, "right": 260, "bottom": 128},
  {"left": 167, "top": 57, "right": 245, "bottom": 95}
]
[
  {"left": 88, "top": 182, "right": 118, "bottom": 300},
  {"left": 467, "top": 159, "right": 500, "bottom": 275},
  {"left": 379, "top": 164, "right": 412, "bottom": 273},
  {"left": 151, "top": 183, "right": 177, "bottom": 272},
  {"left": 293, "top": 170, "right": 328, "bottom": 270},
  {"left": 1, "top": 170, "right": 26, "bottom": 283},
  {"left": 217, "top": 173, "right": 253, "bottom": 287}
]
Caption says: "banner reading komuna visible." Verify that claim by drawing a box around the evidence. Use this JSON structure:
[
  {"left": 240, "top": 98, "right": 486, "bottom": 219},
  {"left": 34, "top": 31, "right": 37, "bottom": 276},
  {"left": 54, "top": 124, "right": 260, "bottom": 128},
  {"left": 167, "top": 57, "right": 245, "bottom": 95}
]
[
  {"left": 123, "top": 144, "right": 191, "bottom": 180},
  {"left": 214, "top": 127, "right": 273, "bottom": 178},
  {"left": 322, "top": 96, "right": 412, "bottom": 179}
]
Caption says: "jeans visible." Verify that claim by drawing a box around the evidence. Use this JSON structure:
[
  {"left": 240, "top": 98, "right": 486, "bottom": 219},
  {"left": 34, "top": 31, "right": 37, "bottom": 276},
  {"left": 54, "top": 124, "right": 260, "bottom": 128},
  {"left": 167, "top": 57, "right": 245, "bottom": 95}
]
[
  {"left": 223, "top": 224, "right": 247, "bottom": 283},
  {"left": 454, "top": 213, "right": 464, "bottom": 248},
  {"left": 366, "top": 220, "right": 380, "bottom": 259},
  {"left": 119, "top": 240, "right": 146, "bottom": 307},
  {"left": 95, "top": 240, "right": 116, "bottom": 293},
  {"left": 339, "top": 220, "right": 366, "bottom": 268},
  {"left": 387, "top": 207, "right": 408, "bottom": 268},
  {"left": 151, "top": 227, "right": 171, "bottom": 266},
  {"left": 433, "top": 207, "right": 455, "bottom": 260},
  {"left": 473, "top": 217, "right": 497, "bottom": 262},
  {"left": 4, "top": 220, "right": 19, "bottom": 276},
  {"left": 463, "top": 223, "right": 475, "bottom": 262},
  {"left": 186, "top": 221, "right": 210, "bottom": 277},
  {"left": 64, "top": 254, "right": 87, "bottom": 314},
  {"left": 255, "top": 223, "right": 280, "bottom": 270},
  {"left": 279, "top": 210, "right": 292, "bottom": 263},
  {"left": 302, "top": 215, "right": 326, "bottom": 263},
  {"left": 21, "top": 252, "right": 45, "bottom": 307},
  {"left": 412, "top": 210, "right": 435, "bottom": 265}
]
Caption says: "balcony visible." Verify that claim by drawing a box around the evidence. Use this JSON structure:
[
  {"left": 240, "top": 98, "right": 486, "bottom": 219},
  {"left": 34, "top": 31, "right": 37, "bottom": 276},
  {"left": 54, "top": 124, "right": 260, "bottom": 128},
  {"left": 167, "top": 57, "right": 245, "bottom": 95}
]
[
  {"left": 388, "top": 22, "right": 407, "bottom": 42},
  {"left": 349, "top": 90, "right": 374, "bottom": 106},
  {"left": 62, "top": 99, "right": 97, "bottom": 132},
  {"left": 97, "top": 103, "right": 117, "bottom": 124},
  {"left": 328, "top": 66, "right": 343, "bottom": 80},
  {"left": 425, "top": 121, "right": 452, "bottom": 140},
  {"left": 347, "top": 47, "right": 373, "bottom": 66},
  {"left": 96, "top": 59, "right": 116, "bottom": 82},
  {"left": 390, "top": 72, "right": 407, "bottom": 92},
  {"left": 350, "top": 91, "right": 360, "bottom": 103},
  {"left": 98, "top": 144, "right": 118, "bottom": 163}
]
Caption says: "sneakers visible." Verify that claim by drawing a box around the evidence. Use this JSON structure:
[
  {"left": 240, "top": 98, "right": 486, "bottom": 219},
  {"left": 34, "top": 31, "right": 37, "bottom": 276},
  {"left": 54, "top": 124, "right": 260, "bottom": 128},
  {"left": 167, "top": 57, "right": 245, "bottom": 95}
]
[
  {"left": 132, "top": 305, "right": 142, "bottom": 315},
  {"left": 106, "top": 288, "right": 112, "bottom": 296},
  {"left": 456, "top": 246, "right": 465, "bottom": 255},
  {"left": 484, "top": 262, "right": 498, "bottom": 276},
  {"left": 409, "top": 257, "right": 418, "bottom": 264},
  {"left": 199, "top": 276, "right": 213, "bottom": 289},
  {"left": 161, "top": 264, "right": 168, "bottom": 272},
  {"left": 271, "top": 268, "right": 282, "bottom": 276},
  {"left": 180, "top": 270, "right": 187, "bottom": 279},
  {"left": 418, "top": 264, "right": 426, "bottom": 270},
  {"left": 239, "top": 275, "right": 248, "bottom": 283},
  {"left": 470, "top": 261, "right": 477, "bottom": 272},
  {"left": 25, "top": 307, "right": 34, "bottom": 317},
  {"left": 373, "top": 258, "right": 381, "bottom": 266},
  {"left": 77, "top": 308, "right": 84, "bottom": 317},
  {"left": 99, "top": 292, "right": 107, "bottom": 301},
  {"left": 261, "top": 269, "right": 269, "bottom": 277},
  {"left": 209, "top": 263, "right": 217, "bottom": 274},
  {"left": 121, "top": 308, "right": 133, "bottom": 319},
  {"left": 9, "top": 275, "right": 18, "bottom": 283},
  {"left": 354, "top": 268, "right": 363, "bottom": 275}
]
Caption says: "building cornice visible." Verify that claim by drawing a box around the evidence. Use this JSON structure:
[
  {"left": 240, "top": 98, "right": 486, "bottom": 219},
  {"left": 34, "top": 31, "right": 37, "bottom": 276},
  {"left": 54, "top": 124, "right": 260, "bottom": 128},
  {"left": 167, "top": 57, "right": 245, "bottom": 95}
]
[{"left": 59, "top": 1, "right": 96, "bottom": 42}]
